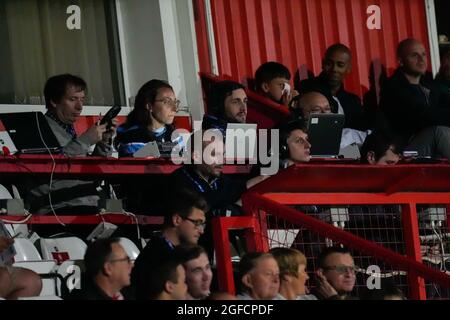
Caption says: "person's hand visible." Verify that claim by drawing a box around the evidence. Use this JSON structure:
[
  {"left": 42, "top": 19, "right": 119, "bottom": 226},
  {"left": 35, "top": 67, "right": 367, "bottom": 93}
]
[
  {"left": 281, "top": 89, "right": 299, "bottom": 107},
  {"left": 0, "top": 236, "right": 14, "bottom": 253},
  {"left": 315, "top": 273, "right": 338, "bottom": 299},
  {"left": 101, "top": 119, "right": 118, "bottom": 143},
  {"left": 83, "top": 123, "right": 108, "bottom": 144}
]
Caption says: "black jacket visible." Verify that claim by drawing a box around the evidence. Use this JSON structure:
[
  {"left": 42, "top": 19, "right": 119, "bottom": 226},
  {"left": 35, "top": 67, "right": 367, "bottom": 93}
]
[
  {"left": 380, "top": 68, "right": 450, "bottom": 140},
  {"left": 298, "top": 72, "right": 370, "bottom": 131}
]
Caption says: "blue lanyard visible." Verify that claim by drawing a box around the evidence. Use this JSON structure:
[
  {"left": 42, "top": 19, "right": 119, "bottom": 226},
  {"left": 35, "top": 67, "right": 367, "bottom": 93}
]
[
  {"left": 182, "top": 168, "right": 218, "bottom": 193},
  {"left": 161, "top": 236, "right": 175, "bottom": 250}
]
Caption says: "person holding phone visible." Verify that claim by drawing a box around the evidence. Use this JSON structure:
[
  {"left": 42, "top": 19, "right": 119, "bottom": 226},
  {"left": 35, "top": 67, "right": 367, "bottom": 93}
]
[
  {"left": 115, "top": 79, "right": 182, "bottom": 158},
  {"left": 22, "top": 74, "right": 117, "bottom": 215}
]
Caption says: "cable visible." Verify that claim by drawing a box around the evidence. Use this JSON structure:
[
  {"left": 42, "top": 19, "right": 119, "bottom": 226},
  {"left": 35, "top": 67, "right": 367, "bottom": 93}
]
[
  {"left": 35, "top": 112, "right": 65, "bottom": 226},
  {"left": 0, "top": 213, "right": 33, "bottom": 224}
]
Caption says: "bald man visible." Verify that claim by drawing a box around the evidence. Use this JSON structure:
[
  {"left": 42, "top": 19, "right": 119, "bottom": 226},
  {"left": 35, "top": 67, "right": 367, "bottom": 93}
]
[
  {"left": 379, "top": 38, "right": 450, "bottom": 159},
  {"left": 297, "top": 43, "right": 371, "bottom": 131}
]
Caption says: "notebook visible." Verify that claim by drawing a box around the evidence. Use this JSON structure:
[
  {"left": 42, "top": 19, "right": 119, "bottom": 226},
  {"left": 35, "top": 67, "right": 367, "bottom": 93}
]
[
  {"left": 307, "top": 113, "right": 345, "bottom": 158},
  {"left": 0, "top": 112, "right": 61, "bottom": 154}
]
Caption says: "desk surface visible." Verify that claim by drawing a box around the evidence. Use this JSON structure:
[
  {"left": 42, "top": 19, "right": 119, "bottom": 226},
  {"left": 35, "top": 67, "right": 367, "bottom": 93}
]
[{"left": 0, "top": 155, "right": 252, "bottom": 175}]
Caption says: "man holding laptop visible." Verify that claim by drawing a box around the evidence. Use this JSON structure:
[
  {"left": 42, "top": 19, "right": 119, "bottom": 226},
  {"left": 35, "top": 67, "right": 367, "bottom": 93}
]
[{"left": 23, "top": 74, "right": 117, "bottom": 215}]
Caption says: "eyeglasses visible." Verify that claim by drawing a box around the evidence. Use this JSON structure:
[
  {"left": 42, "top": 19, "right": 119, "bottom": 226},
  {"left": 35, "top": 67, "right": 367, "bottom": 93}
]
[
  {"left": 183, "top": 217, "right": 207, "bottom": 229},
  {"left": 154, "top": 98, "right": 181, "bottom": 110},
  {"left": 323, "top": 265, "right": 357, "bottom": 274},
  {"left": 109, "top": 256, "right": 132, "bottom": 264}
]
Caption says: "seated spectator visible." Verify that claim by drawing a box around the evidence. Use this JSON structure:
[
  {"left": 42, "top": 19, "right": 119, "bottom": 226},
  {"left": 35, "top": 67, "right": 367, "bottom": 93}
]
[
  {"left": 434, "top": 50, "right": 450, "bottom": 97},
  {"left": 278, "top": 120, "right": 311, "bottom": 167},
  {"left": 380, "top": 38, "right": 450, "bottom": 159},
  {"left": 360, "top": 131, "right": 403, "bottom": 165},
  {"left": 363, "top": 283, "right": 407, "bottom": 300},
  {"left": 115, "top": 79, "right": 182, "bottom": 157},
  {"left": 237, "top": 252, "right": 280, "bottom": 300},
  {"left": 23, "top": 74, "right": 116, "bottom": 215},
  {"left": 131, "top": 189, "right": 207, "bottom": 299},
  {"left": 144, "top": 257, "right": 187, "bottom": 300},
  {"left": 254, "top": 61, "right": 299, "bottom": 106},
  {"left": 203, "top": 80, "right": 248, "bottom": 134},
  {"left": 312, "top": 246, "right": 357, "bottom": 300},
  {"left": 67, "top": 238, "right": 133, "bottom": 300},
  {"left": 0, "top": 233, "right": 42, "bottom": 299},
  {"left": 297, "top": 44, "right": 371, "bottom": 131},
  {"left": 269, "top": 247, "right": 317, "bottom": 300},
  {"left": 173, "top": 244, "right": 213, "bottom": 300}
]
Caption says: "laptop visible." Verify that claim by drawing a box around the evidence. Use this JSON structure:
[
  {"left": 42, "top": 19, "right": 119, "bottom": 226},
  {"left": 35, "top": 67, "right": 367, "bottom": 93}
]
[
  {"left": 0, "top": 112, "right": 61, "bottom": 154},
  {"left": 307, "top": 113, "right": 345, "bottom": 158},
  {"left": 225, "top": 123, "right": 257, "bottom": 163}
]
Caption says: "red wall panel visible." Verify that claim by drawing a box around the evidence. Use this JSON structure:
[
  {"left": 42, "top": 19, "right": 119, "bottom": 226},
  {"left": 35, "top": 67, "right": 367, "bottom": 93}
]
[{"left": 194, "top": 0, "right": 431, "bottom": 100}]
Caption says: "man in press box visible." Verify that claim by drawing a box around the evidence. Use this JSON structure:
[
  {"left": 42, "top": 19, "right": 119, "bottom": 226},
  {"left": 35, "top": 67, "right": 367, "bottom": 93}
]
[{"left": 23, "top": 74, "right": 117, "bottom": 215}]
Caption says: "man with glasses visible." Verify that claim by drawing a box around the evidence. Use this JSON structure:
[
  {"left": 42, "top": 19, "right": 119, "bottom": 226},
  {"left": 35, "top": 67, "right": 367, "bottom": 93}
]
[
  {"left": 312, "top": 246, "right": 357, "bottom": 300},
  {"left": 131, "top": 189, "right": 208, "bottom": 299},
  {"left": 67, "top": 238, "right": 133, "bottom": 300}
]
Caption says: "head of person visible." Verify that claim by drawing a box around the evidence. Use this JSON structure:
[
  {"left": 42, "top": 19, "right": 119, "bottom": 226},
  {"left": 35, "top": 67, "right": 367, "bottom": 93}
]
[
  {"left": 296, "top": 91, "right": 332, "bottom": 120},
  {"left": 145, "top": 257, "right": 187, "bottom": 300},
  {"left": 239, "top": 252, "right": 280, "bottom": 300},
  {"left": 210, "top": 80, "right": 247, "bottom": 123},
  {"left": 44, "top": 74, "right": 87, "bottom": 125},
  {"left": 397, "top": 38, "right": 428, "bottom": 78},
  {"left": 316, "top": 247, "right": 356, "bottom": 294},
  {"left": 127, "top": 79, "right": 178, "bottom": 129},
  {"left": 188, "top": 130, "right": 225, "bottom": 179},
  {"left": 363, "top": 285, "right": 407, "bottom": 300},
  {"left": 255, "top": 62, "right": 291, "bottom": 102},
  {"left": 322, "top": 43, "right": 352, "bottom": 88},
  {"left": 173, "top": 244, "right": 213, "bottom": 299},
  {"left": 279, "top": 120, "right": 311, "bottom": 164},
  {"left": 360, "top": 132, "right": 403, "bottom": 165},
  {"left": 270, "top": 248, "right": 309, "bottom": 297},
  {"left": 84, "top": 238, "right": 133, "bottom": 292},
  {"left": 437, "top": 50, "right": 450, "bottom": 82},
  {"left": 164, "top": 189, "right": 208, "bottom": 245}
]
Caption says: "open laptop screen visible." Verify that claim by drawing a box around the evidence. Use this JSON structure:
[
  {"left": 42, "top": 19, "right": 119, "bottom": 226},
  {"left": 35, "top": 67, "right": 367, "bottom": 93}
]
[
  {"left": 0, "top": 112, "right": 61, "bottom": 154},
  {"left": 307, "top": 113, "right": 345, "bottom": 158}
]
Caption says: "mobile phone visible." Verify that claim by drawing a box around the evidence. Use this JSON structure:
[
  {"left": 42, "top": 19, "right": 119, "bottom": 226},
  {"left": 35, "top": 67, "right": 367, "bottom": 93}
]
[
  {"left": 99, "top": 105, "right": 121, "bottom": 127},
  {"left": 282, "top": 83, "right": 291, "bottom": 96}
]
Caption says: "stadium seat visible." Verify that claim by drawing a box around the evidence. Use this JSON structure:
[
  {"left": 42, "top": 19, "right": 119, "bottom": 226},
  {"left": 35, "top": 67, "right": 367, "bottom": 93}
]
[
  {"left": 39, "top": 237, "right": 87, "bottom": 263},
  {"left": 118, "top": 237, "right": 140, "bottom": 260}
]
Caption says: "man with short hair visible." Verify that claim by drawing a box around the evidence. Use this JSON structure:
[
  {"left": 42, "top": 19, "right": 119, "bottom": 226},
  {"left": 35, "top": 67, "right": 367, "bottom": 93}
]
[
  {"left": 298, "top": 44, "right": 370, "bottom": 131},
  {"left": 67, "top": 238, "right": 133, "bottom": 300},
  {"left": 173, "top": 244, "right": 213, "bottom": 300},
  {"left": 145, "top": 257, "right": 187, "bottom": 300},
  {"left": 254, "top": 61, "right": 299, "bottom": 106},
  {"left": 131, "top": 189, "right": 207, "bottom": 299},
  {"left": 278, "top": 120, "right": 311, "bottom": 166},
  {"left": 312, "top": 247, "right": 356, "bottom": 300},
  {"left": 360, "top": 132, "right": 403, "bottom": 165},
  {"left": 24, "top": 74, "right": 117, "bottom": 215},
  {"left": 380, "top": 38, "right": 450, "bottom": 159}
]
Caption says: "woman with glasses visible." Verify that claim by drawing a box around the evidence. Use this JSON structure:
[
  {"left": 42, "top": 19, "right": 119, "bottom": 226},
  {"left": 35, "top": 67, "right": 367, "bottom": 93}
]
[{"left": 115, "top": 79, "right": 183, "bottom": 157}]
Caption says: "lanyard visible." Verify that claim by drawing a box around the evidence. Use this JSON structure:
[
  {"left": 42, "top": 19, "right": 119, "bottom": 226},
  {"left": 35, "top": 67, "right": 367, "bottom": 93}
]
[{"left": 182, "top": 168, "right": 218, "bottom": 194}]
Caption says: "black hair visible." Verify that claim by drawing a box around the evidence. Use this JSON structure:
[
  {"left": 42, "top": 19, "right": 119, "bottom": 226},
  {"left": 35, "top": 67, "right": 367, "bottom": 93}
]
[
  {"left": 84, "top": 238, "right": 121, "bottom": 279},
  {"left": 44, "top": 74, "right": 87, "bottom": 109},
  {"left": 143, "top": 257, "right": 183, "bottom": 300},
  {"left": 126, "top": 79, "right": 173, "bottom": 128},
  {"left": 396, "top": 38, "right": 420, "bottom": 59},
  {"left": 317, "top": 246, "right": 352, "bottom": 269},
  {"left": 173, "top": 244, "right": 208, "bottom": 265},
  {"left": 254, "top": 62, "right": 291, "bottom": 91},
  {"left": 324, "top": 43, "right": 352, "bottom": 60},
  {"left": 209, "top": 80, "right": 245, "bottom": 119},
  {"left": 163, "top": 188, "right": 208, "bottom": 226},
  {"left": 360, "top": 131, "right": 403, "bottom": 164},
  {"left": 278, "top": 119, "right": 308, "bottom": 160},
  {"left": 362, "top": 282, "right": 407, "bottom": 300}
]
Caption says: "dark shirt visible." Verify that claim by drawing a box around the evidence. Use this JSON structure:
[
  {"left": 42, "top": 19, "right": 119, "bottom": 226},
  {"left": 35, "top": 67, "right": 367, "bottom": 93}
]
[
  {"left": 170, "top": 165, "right": 247, "bottom": 217},
  {"left": 298, "top": 72, "right": 370, "bottom": 130},
  {"left": 66, "top": 279, "right": 123, "bottom": 300},
  {"left": 130, "top": 234, "right": 175, "bottom": 299},
  {"left": 380, "top": 68, "right": 450, "bottom": 141}
]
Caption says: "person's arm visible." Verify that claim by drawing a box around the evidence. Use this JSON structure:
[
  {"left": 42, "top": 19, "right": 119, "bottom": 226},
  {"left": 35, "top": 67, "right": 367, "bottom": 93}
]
[{"left": 0, "top": 236, "right": 13, "bottom": 253}]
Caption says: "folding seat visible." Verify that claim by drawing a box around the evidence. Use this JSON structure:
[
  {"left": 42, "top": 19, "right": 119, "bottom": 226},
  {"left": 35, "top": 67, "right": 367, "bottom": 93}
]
[{"left": 118, "top": 237, "right": 140, "bottom": 261}]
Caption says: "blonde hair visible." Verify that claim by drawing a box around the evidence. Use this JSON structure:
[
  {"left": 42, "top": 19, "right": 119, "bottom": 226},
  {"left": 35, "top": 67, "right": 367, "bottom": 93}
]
[{"left": 270, "top": 247, "right": 306, "bottom": 277}]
